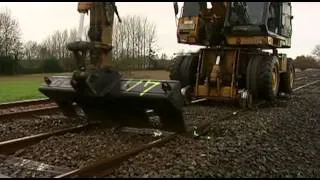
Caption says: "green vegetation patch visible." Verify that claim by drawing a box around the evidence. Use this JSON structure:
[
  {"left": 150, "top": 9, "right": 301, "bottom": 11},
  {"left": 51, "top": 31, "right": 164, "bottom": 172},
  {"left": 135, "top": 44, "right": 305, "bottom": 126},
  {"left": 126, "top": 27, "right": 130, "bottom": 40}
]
[{"left": 0, "top": 73, "right": 70, "bottom": 103}]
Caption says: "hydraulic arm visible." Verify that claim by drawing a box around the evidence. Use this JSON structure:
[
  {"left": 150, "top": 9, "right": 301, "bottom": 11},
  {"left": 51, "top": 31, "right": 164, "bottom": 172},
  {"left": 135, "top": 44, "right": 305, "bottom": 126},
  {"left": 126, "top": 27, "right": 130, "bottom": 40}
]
[{"left": 38, "top": 2, "right": 187, "bottom": 132}]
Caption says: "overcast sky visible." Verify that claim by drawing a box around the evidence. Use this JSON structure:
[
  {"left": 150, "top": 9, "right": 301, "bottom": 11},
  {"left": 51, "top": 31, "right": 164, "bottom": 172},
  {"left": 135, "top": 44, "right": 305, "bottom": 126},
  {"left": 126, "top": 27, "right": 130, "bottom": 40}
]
[{"left": 1, "top": 2, "right": 319, "bottom": 59}]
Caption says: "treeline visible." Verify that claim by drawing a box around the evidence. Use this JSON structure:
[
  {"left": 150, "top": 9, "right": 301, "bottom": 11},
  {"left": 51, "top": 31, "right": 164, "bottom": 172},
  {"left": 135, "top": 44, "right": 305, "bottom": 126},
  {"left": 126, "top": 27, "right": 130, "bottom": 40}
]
[
  {"left": 294, "top": 55, "right": 320, "bottom": 71},
  {"left": 113, "top": 15, "right": 160, "bottom": 70},
  {"left": 0, "top": 8, "right": 79, "bottom": 75},
  {"left": 293, "top": 44, "right": 320, "bottom": 71},
  {"left": 2, "top": 6, "right": 318, "bottom": 76},
  {"left": 0, "top": 8, "right": 170, "bottom": 75}
]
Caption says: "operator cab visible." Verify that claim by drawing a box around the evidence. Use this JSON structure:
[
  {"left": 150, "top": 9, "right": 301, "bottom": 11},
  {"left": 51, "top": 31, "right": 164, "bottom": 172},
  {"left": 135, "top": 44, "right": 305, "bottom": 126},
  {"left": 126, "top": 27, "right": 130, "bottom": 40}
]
[
  {"left": 176, "top": 2, "right": 293, "bottom": 48},
  {"left": 176, "top": 2, "right": 226, "bottom": 46},
  {"left": 224, "top": 2, "right": 293, "bottom": 39}
]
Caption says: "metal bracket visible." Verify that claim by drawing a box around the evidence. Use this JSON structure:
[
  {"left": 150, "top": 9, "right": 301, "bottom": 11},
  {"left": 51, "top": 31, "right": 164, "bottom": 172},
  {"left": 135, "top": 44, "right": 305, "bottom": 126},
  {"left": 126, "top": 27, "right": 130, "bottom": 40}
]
[{"left": 238, "top": 89, "right": 252, "bottom": 109}]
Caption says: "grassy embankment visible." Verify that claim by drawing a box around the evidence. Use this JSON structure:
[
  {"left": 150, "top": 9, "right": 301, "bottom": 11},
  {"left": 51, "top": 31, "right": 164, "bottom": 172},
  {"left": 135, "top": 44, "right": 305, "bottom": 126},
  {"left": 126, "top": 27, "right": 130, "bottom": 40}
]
[{"left": 0, "top": 70, "right": 169, "bottom": 103}]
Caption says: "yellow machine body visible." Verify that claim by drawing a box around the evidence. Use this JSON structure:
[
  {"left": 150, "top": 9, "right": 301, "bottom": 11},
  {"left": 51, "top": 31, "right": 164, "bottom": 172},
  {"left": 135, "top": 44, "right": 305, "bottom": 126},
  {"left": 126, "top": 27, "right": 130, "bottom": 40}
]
[
  {"left": 171, "top": 2, "right": 295, "bottom": 107},
  {"left": 39, "top": 2, "right": 296, "bottom": 132}
]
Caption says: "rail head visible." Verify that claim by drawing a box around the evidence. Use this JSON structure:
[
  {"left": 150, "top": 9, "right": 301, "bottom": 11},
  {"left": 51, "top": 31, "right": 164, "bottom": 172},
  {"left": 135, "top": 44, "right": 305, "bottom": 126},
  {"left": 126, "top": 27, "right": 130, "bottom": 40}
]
[
  {"left": 0, "top": 98, "right": 51, "bottom": 109},
  {"left": 3, "top": 78, "right": 317, "bottom": 178},
  {"left": 54, "top": 133, "right": 177, "bottom": 178}
]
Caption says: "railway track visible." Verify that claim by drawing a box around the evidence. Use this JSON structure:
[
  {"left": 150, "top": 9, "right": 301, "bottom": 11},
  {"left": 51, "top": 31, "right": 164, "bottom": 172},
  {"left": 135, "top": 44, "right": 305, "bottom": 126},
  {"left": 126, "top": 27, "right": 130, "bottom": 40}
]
[
  {"left": 0, "top": 77, "right": 318, "bottom": 178},
  {"left": 0, "top": 74, "right": 311, "bottom": 121},
  {"left": 0, "top": 106, "right": 61, "bottom": 121},
  {"left": 53, "top": 78, "right": 320, "bottom": 178},
  {"left": 0, "top": 124, "right": 90, "bottom": 156},
  {"left": 0, "top": 71, "right": 313, "bottom": 122},
  {"left": 0, "top": 98, "right": 58, "bottom": 121},
  {"left": 0, "top": 98, "right": 51, "bottom": 109}
]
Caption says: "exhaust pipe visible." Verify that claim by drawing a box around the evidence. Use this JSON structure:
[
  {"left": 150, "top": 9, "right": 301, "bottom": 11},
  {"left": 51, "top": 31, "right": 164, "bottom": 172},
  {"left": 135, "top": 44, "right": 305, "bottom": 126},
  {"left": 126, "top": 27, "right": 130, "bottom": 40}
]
[
  {"left": 180, "top": 85, "right": 191, "bottom": 97},
  {"left": 181, "top": 85, "right": 207, "bottom": 104},
  {"left": 76, "top": 13, "right": 85, "bottom": 41}
]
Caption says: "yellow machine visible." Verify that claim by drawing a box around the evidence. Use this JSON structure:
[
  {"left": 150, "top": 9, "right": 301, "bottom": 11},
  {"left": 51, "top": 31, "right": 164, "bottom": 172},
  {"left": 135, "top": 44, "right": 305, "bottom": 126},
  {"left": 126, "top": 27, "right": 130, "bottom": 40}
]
[
  {"left": 39, "top": 2, "right": 295, "bottom": 132},
  {"left": 170, "top": 2, "right": 295, "bottom": 107}
]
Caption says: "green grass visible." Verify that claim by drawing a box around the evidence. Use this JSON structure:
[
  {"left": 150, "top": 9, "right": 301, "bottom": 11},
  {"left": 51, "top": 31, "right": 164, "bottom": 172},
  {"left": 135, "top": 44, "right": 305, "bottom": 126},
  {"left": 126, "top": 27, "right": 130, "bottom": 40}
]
[
  {"left": 0, "top": 73, "right": 71, "bottom": 103},
  {"left": 0, "top": 70, "right": 168, "bottom": 103}
]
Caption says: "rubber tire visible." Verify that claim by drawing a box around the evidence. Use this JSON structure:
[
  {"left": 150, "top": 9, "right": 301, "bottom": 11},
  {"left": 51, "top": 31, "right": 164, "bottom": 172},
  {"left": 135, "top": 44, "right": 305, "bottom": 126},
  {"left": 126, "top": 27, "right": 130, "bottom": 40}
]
[
  {"left": 169, "top": 54, "right": 198, "bottom": 88},
  {"left": 258, "top": 55, "right": 280, "bottom": 101},
  {"left": 169, "top": 55, "right": 186, "bottom": 81},
  {"left": 279, "top": 58, "right": 295, "bottom": 94},
  {"left": 246, "top": 55, "right": 264, "bottom": 99}
]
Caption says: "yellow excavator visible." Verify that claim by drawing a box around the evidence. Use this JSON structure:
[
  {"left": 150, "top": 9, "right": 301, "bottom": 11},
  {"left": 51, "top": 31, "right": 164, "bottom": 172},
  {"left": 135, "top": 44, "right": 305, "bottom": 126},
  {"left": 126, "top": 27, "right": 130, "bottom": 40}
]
[{"left": 39, "top": 2, "right": 294, "bottom": 132}]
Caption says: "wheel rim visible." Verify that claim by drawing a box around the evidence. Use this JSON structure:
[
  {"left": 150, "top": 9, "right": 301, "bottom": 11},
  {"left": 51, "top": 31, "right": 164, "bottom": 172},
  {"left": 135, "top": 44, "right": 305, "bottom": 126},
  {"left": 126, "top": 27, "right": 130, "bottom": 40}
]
[{"left": 272, "top": 69, "right": 278, "bottom": 92}]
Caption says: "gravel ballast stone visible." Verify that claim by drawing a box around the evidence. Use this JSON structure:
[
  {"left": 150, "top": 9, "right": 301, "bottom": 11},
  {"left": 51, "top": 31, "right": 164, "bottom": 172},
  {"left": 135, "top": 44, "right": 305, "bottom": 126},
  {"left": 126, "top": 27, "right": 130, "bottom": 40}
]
[
  {"left": 109, "top": 71, "right": 320, "bottom": 178},
  {"left": 15, "top": 126, "right": 160, "bottom": 170},
  {"left": 0, "top": 113, "right": 87, "bottom": 142},
  {"left": 0, "top": 70, "right": 318, "bottom": 178},
  {"left": 0, "top": 103, "right": 56, "bottom": 115},
  {"left": 0, "top": 162, "right": 58, "bottom": 178}
]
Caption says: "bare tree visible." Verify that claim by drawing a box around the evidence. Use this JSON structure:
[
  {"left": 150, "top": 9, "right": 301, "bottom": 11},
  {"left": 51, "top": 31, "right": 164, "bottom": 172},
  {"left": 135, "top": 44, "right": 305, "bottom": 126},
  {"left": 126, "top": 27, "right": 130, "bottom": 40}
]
[
  {"left": 160, "top": 53, "right": 168, "bottom": 60},
  {"left": 39, "top": 28, "right": 78, "bottom": 60},
  {"left": 68, "top": 28, "right": 78, "bottom": 42},
  {"left": 12, "top": 40, "right": 23, "bottom": 60},
  {"left": 66, "top": 27, "right": 78, "bottom": 58},
  {"left": 32, "top": 15, "right": 159, "bottom": 70},
  {"left": 112, "top": 15, "right": 159, "bottom": 70},
  {"left": 294, "top": 55, "right": 320, "bottom": 71},
  {"left": 23, "top": 41, "right": 39, "bottom": 60},
  {"left": 112, "top": 20, "right": 121, "bottom": 62},
  {"left": 0, "top": 8, "right": 22, "bottom": 57},
  {"left": 312, "top": 44, "right": 320, "bottom": 62}
]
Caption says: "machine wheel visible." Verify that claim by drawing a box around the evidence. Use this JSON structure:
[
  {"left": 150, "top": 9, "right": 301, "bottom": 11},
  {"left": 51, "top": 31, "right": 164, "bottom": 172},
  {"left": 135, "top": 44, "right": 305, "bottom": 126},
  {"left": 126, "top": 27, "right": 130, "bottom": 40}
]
[
  {"left": 279, "top": 58, "right": 295, "bottom": 94},
  {"left": 169, "top": 54, "right": 198, "bottom": 88},
  {"left": 258, "top": 55, "right": 280, "bottom": 101},
  {"left": 246, "top": 55, "right": 263, "bottom": 99},
  {"left": 169, "top": 55, "right": 186, "bottom": 82}
]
